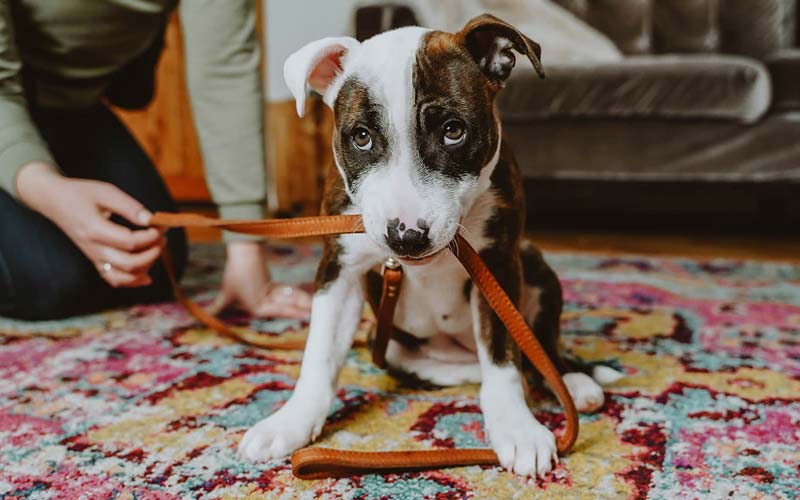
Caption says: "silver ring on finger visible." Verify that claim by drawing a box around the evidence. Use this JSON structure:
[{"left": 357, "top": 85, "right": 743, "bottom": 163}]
[
  {"left": 101, "top": 262, "right": 113, "bottom": 275},
  {"left": 280, "top": 286, "right": 294, "bottom": 297}
]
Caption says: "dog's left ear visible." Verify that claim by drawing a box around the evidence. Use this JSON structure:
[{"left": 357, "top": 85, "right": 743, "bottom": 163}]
[
  {"left": 458, "top": 13, "right": 545, "bottom": 81},
  {"left": 284, "top": 36, "right": 361, "bottom": 117}
]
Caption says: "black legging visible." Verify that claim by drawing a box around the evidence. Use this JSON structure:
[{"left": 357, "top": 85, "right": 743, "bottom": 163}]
[{"left": 0, "top": 105, "right": 188, "bottom": 320}]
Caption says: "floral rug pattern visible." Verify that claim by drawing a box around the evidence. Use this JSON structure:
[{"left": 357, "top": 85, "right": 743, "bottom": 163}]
[{"left": 1, "top": 243, "right": 798, "bottom": 499}]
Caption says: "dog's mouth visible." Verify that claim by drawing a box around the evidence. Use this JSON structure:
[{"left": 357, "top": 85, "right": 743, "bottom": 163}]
[
  {"left": 396, "top": 246, "right": 447, "bottom": 266},
  {"left": 391, "top": 222, "right": 461, "bottom": 266}
]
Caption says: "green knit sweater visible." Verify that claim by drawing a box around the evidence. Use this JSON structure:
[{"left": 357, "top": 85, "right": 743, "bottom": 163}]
[{"left": 0, "top": 0, "right": 266, "bottom": 222}]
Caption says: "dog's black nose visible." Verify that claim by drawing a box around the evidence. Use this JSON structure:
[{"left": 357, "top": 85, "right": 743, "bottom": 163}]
[{"left": 385, "top": 218, "right": 431, "bottom": 257}]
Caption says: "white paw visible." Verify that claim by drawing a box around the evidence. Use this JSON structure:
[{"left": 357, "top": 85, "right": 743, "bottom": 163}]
[
  {"left": 484, "top": 408, "right": 557, "bottom": 477},
  {"left": 238, "top": 401, "right": 326, "bottom": 462},
  {"left": 564, "top": 372, "right": 605, "bottom": 413},
  {"left": 592, "top": 365, "right": 625, "bottom": 385}
]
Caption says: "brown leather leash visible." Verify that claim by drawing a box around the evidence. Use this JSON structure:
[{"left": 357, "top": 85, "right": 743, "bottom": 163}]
[
  {"left": 151, "top": 212, "right": 578, "bottom": 479},
  {"left": 370, "top": 257, "right": 403, "bottom": 369}
]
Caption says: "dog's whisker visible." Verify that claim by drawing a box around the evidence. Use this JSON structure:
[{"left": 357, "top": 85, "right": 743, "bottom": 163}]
[
  {"left": 456, "top": 222, "right": 473, "bottom": 238},
  {"left": 448, "top": 238, "right": 459, "bottom": 258}
]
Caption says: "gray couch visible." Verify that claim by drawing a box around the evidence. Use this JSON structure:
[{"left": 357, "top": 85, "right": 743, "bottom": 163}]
[
  {"left": 357, "top": 1, "right": 800, "bottom": 230},
  {"left": 501, "top": 0, "right": 800, "bottom": 230}
]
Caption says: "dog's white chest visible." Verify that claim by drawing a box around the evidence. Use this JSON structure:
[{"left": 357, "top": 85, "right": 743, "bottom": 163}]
[{"left": 391, "top": 254, "right": 474, "bottom": 339}]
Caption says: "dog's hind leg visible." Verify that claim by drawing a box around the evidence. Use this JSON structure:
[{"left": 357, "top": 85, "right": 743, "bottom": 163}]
[
  {"left": 385, "top": 339, "right": 482, "bottom": 387},
  {"left": 239, "top": 247, "right": 365, "bottom": 462},
  {"left": 520, "top": 242, "right": 613, "bottom": 413},
  {"left": 519, "top": 241, "right": 567, "bottom": 377}
]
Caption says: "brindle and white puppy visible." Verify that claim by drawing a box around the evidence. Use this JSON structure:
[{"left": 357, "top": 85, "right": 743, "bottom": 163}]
[{"left": 239, "top": 14, "right": 620, "bottom": 477}]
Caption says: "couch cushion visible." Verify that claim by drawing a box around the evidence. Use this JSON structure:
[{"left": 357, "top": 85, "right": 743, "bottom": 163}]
[
  {"left": 590, "top": 0, "right": 654, "bottom": 55},
  {"left": 767, "top": 49, "right": 800, "bottom": 110},
  {"left": 653, "top": 0, "right": 720, "bottom": 54},
  {"left": 408, "top": 0, "right": 622, "bottom": 63},
  {"left": 554, "top": 0, "right": 798, "bottom": 59},
  {"left": 720, "top": 0, "right": 797, "bottom": 59},
  {"left": 503, "top": 113, "right": 800, "bottom": 183},
  {"left": 499, "top": 55, "right": 771, "bottom": 123}
]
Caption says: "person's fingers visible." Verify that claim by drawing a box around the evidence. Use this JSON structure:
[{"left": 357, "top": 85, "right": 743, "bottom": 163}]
[
  {"left": 252, "top": 285, "right": 312, "bottom": 319},
  {"left": 94, "top": 183, "right": 152, "bottom": 226},
  {"left": 208, "top": 281, "right": 312, "bottom": 320},
  {"left": 95, "top": 262, "right": 151, "bottom": 288},
  {"left": 89, "top": 217, "right": 162, "bottom": 252},
  {"left": 266, "top": 285, "right": 313, "bottom": 310},
  {"left": 122, "top": 275, "right": 154, "bottom": 288},
  {"left": 98, "top": 244, "right": 163, "bottom": 274},
  {"left": 294, "top": 289, "right": 312, "bottom": 309},
  {"left": 206, "top": 290, "right": 234, "bottom": 316},
  {"left": 254, "top": 301, "right": 311, "bottom": 320}
]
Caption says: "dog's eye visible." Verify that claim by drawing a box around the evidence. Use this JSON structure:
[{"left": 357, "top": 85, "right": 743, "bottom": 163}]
[
  {"left": 352, "top": 127, "right": 373, "bottom": 151},
  {"left": 443, "top": 120, "right": 466, "bottom": 145}
]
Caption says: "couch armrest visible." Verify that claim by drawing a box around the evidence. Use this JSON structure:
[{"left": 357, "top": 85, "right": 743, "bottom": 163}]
[
  {"left": 767, "top": 49, "right": 800, "bottom": 111},
  {"left": 499, "top": 55, "right": 771, "bottom": 124}
]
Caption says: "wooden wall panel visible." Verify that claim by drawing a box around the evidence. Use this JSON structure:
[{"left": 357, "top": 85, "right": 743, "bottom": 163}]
[{"left": 266, "top": 98, "right": 333, "bottom": 216}]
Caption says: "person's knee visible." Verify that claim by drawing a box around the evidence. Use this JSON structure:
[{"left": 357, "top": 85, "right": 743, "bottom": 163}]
[{"left": 8, "top": 257, "right": 97, "bottom": 320}]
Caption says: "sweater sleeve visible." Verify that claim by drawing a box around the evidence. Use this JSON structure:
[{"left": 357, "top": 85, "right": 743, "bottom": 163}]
[
  {"left": 0, "top": 2, "right": 56, "bottom": 197},
  {"left": 179, "top": 0, "right": 267, "bottom": 239}
]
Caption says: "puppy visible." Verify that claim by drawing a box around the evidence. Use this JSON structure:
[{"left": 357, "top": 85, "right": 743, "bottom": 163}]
[{"left": 239, "top": 14, "right": 616, "bottom": 477}]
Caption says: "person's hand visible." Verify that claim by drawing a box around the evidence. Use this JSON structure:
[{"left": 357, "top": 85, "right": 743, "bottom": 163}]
[
  {"left": 208, "top": 240, "right": 312, "bottom": 319},
  {"left": 16, "top": 161, "right": 164, "bottom": 287}
]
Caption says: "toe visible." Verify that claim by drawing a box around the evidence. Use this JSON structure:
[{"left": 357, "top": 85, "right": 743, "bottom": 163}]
[
  {"left": 513, "top": 444, "right": 536, "bottom": 477},
  {"left": 239, "top": 423, "right": 274, "bottom": 461},
  {"left": 241, "top": 436, "right": 265, "bottom": 461},
  {"left": 536, "top": 443, "right": 555, "bottom": 477},
  {"left": 267, "top": 435, "right": 289, "bottom": 459},
  {"left": 496, "top": 442, "right": 515, "bottom": 471},
  {"left": 536, "top": 434, "right": 558, "bottom": 476}
]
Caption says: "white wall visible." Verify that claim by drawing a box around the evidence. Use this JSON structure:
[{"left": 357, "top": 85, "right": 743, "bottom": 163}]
[
  {"left": 263, "top": 0, "right": 457, "bottom": 101},
  {"left": 264, "top": 0, "right": 361, "bottom": 102},
  {"left": 263, "top": 0, "right": 623, "bottom": 102}
]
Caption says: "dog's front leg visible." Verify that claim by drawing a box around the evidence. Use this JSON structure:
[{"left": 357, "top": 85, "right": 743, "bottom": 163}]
[
  {"left": 470, "top": 252, "right": 557, "bottom": 478},
  {"left": 239, "top": 264, "right": 364, "bottom": 461}
]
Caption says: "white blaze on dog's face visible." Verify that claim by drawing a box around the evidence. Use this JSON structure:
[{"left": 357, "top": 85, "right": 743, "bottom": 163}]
[{"left": 284, "top": 16, "right": 544, "bottom": 261}]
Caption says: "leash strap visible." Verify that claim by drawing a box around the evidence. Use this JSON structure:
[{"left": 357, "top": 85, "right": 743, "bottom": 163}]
[
  {"left": 151, "top": 212, "right": 578, "bottom": 478},
  {"left": 371, "top": 259, "right": 403, "bottom": 368}
]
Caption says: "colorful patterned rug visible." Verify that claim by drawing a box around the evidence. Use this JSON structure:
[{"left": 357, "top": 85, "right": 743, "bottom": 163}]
[{"left": 1, "top": 243, "right": 798, "bottom": 499}]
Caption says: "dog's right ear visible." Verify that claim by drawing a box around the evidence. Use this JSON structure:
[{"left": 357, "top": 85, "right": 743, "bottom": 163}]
[
  {"left": 283, "top": 37, "right": 361, "bottom": 117},
  {"left": 458, "top": 13, "right": 545, "bottom": 82}
]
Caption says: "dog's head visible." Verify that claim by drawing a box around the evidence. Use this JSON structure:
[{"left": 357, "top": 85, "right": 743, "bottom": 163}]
[{"left": 285, "top": 14, "right": 544, "bottom": 263}]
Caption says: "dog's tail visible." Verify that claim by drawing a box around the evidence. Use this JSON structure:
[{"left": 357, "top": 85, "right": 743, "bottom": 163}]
[{"left": 563, "top": 356, "right": 625, "bottom": 386}]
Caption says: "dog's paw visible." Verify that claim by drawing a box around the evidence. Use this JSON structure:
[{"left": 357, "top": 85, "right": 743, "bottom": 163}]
[
  {"left": 564, "top": 372, "right": 605, "bottom": 413},
  {"left": 485, "top": 409, "right": 557, "bottom": 477},
  {"left": 238, "top": 403, "right": 326, "bottom": 462},
  {"left": 592, "top": 365, "right": 625, "bottom": 385}
]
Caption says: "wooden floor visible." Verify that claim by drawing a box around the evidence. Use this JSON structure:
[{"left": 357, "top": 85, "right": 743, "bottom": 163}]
[
  {"left": 184, "top": 209, "right": 800, "bottom": 263},
  {"left": 529, "top": 230, "right": 800, "bottom": 263}
]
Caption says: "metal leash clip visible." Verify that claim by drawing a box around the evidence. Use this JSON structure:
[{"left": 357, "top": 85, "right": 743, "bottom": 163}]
[{"left": 382, "top": 256, "right": 401, "bottom": 274}]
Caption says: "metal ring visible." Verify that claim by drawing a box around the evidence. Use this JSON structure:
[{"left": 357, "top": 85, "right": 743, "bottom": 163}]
[
  {"left": 101, "top": 262, "right": 113, "bottom": 274},
  {"left": 383, "top": 257, "right": 401, "bottom": 270}
]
